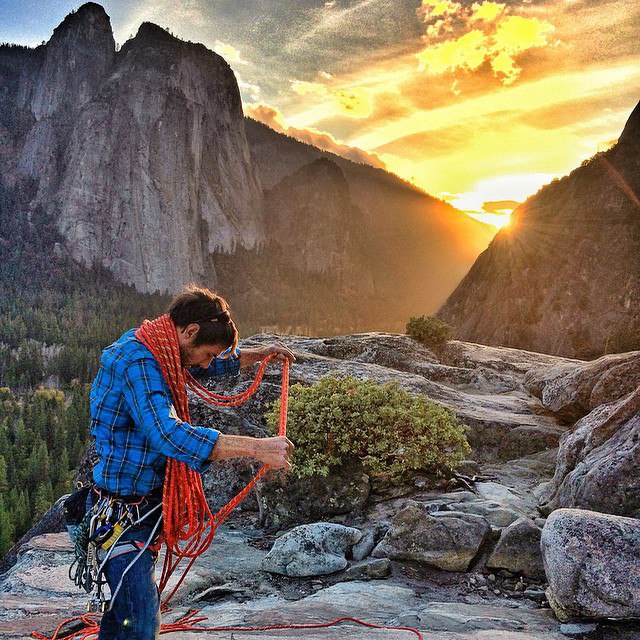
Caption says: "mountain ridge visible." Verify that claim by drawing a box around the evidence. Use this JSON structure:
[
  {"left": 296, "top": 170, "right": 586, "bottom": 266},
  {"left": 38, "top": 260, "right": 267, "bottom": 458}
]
[
  {"left": 438, "top": 100, "right": 640, "bottom": 358},
  {"left": 1, "top": 2, "right": 494, "bottom": 333}
]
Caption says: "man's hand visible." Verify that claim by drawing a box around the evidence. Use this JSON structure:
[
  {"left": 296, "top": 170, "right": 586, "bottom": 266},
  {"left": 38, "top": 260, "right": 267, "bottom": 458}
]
[
  {"left": 209, "top": 433, "right": 294, "bottom": 471},
  {"left": 239, "top": 341, "right": 296, "bottom": 368},
  {"left": 253, "top": 435, "right": 294, "bottom": 470},
  {"left": 261, "top": 341, "right": 296, "bottom": 363}
]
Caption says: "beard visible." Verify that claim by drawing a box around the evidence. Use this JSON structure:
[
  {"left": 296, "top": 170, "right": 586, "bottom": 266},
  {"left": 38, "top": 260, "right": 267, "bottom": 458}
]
[{"left": 179, "top": 344, "right": 192, "bottom": 368}]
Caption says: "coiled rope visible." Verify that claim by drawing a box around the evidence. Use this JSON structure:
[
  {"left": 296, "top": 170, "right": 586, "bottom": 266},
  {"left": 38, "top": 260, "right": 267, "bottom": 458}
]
[{"left": 32, "top": 314, "right": 423, "bottom": 640}]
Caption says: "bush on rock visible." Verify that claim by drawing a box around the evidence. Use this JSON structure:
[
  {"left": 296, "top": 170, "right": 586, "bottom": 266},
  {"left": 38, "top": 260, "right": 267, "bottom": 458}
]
[
  {"left": 406, "top": 315, "right": 452, "bottom": 349},
  {"left": 265, "top": 375, "right": 470, "bottom": 481}
]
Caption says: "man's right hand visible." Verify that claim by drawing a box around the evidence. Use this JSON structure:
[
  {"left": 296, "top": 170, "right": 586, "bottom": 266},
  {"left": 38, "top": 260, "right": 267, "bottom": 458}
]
[{"left": 255, "top": 435, "right": 294, "bottom": 470}]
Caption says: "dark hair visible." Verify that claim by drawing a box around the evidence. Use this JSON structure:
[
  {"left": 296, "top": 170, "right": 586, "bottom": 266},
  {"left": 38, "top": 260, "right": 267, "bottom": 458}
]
[{"left": 167, "top": 285, "right": 238, "bottom": 351}]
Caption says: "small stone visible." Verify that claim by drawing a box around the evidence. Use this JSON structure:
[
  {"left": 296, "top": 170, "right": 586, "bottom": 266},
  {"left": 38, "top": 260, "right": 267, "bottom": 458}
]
[
  {"left": 488, "top": 574, "right": 496, "bottom": 582},
  {"left": 344, "top": 558, "right": 391, "bottom": 580},
  {"left": 414, "top": 477, "right": 428, "bottom": 489},
  {"left": 478, "top": 585, "right": 489, "bottom": 592},
  {"left": 493, "top": 589, "right": 501, "bottom": 595},
  {"left": 524, "top": 588, "right": 546, "bottom": 602},
  {"left": 352, "top": 528, "right": 377, "bottom": 561},
  {"left": 498, "top": 570, "right": 514, "bottom": 578},
  {"left": 514, "top": 582, "right": 524, "bottom": 592},
  {"left": 559, "top": 623, "right": 598, "bottom": 636}
]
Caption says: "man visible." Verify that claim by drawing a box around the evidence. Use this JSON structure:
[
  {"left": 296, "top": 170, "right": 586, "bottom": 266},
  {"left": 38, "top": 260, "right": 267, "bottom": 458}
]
[{"left": 89, "top": 285, "right": 294, "bottom": 639}]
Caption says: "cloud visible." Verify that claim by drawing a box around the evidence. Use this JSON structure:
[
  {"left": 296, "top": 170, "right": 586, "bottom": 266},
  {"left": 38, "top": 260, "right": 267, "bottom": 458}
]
[
  {"left": 290, "top": 79, "right": 374, "bottom": 119},
  {"left": 214, "top": 41, "right": 249, "bottom": 65},
  {"left": 470, "top": 1, "right": 504, "bottom": 23},
  {"left": 237, "top": 76, "right": 261, "bottom": 101},
  {"left": 416, "top": 1, "right": 555, "bottom": 86},
  {"left": 291, "top": 80, "right": 328, "bottom": 96},
  {"left": 244, "top": 102, "right": 385, "bottom": 169},
  {"left": 417, "top": 29, "right": 487, "bottom": 74},
  {"left": 420, "top": 0, "right": 461, "bottom": 21},
  {"left": 482, "top": 199, "right": 520, "bottom": 213}
]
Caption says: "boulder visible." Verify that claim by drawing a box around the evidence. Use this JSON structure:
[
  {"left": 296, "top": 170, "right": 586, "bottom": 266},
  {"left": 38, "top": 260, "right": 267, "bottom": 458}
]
[
  {"left": 541, "top": 509, "right": 640, "bottom": 621},
  {"left": 486, "top": 517, "right": 544, "bottom": 579},
  {"left": 444, "top": 498, "right": 525, "bottom": 529},
  {"left": 372, "top": 502, "right": 490, "bottom": 572},
  {"left": 540, "top": 389, "right": 640, "bottom": 517},
  {"left": 257, "top": 465, "right": 371, "bottom": 531},
  {"left": 261, "top": 523, "right": 362, "bottom": 577},
  {"left": 498, "top": 424, "right": 565, "bottom": 460},
  {"left": 524, "top": 351, "right": 640, "bottom": 423}
]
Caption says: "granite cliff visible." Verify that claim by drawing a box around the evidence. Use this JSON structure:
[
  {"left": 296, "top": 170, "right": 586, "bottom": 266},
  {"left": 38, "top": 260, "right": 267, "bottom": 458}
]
[
  {"left": 1, "top": 3, "right": 265, "bottom": 293},
  {"left": 438, "top": 101, "right": 640, "bottom": 358},
  {"left": 0, "top": 3, "right": 494, "bottom": 330}
]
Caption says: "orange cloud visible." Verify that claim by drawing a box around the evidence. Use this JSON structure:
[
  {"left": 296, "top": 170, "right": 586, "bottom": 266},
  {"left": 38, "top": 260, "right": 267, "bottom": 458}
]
[
  {"left": 482, "top": 199, "right": 520, "bottom": 213},
  {"left": 420, "top": 0, "right": 461, "bottom": 21},
  {"left": 471, "top": 1, "right": 504, "bottom": 23},
  {"left": 416, "top": 1, "right": 555, "bottom": 86},
  {"left": 290, "top": 78, "right": 373, "bottom": 119},
  {"left": 244, "top": 102, "right": 386, "bottom": 169}
]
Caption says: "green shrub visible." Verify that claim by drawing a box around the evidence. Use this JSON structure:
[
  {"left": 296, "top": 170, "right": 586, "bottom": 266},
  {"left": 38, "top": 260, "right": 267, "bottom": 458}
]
[
  {"left": 266, "top": 375, "right": 470, "bottom": 480},
  {"left": 406, "top": 315, "right": 453, "bottom": 348}
]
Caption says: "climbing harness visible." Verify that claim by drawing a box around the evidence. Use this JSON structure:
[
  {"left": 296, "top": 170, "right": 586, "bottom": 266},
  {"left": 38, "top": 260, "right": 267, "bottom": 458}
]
[
  {"left": 67, "top": 484, "right": 164, "bottom": 613},
  {"left": 33, "top": 314, "right": 424, "bottom": 640}
]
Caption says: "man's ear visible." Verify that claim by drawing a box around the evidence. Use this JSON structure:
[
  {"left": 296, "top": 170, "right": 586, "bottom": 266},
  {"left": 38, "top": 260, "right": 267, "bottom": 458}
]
[{"left": 183, "top": 323, "right": 200, "bottom": 341}]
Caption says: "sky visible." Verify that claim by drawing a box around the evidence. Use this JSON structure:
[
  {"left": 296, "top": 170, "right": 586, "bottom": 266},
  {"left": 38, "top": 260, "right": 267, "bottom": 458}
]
[{"left": 2, "top": 0, "right": 639, "bottom": 228}]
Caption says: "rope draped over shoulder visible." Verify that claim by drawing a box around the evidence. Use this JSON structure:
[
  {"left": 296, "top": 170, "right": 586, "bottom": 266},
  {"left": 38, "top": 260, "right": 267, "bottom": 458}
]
[
  {"left": 33, "top": 314, "right": 424, "bottom": 640},
  {"left": 134, "top": 313, "right": 288, "bottom": 600}
]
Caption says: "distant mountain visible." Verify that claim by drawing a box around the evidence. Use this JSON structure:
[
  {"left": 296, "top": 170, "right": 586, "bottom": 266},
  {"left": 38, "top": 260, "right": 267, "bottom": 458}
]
[
  {"left": 244, "top": 119, "right": 495, "bottom": 329},
  {"left": 0, "top": 2, "right": 494, "bottom": 334},
  {"left": 438, "top": 101, "right": 640, "bottom": 358}
]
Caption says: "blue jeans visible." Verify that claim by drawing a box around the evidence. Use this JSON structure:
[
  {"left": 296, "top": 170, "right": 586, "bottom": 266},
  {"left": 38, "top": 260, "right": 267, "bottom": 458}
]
[{"left": 97, "top": 524, "right": 161, "bottom": 640}]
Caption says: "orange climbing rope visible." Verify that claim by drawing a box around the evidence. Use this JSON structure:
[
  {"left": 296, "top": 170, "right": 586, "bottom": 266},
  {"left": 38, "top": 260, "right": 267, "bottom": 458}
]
[{"left": 32, "top": 314, "right": 423, "bottom": 640}]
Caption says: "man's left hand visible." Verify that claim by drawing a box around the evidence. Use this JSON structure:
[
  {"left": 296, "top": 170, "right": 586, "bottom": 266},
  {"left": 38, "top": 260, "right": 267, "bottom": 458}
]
[{"left": 260, "top": 341, "right": 296, "bottom": 362}]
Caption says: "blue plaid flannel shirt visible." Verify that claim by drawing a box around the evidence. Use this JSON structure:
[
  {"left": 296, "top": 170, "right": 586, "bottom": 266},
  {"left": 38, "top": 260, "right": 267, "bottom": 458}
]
[{"left": 90, "top": 329, "right": 240, "bottom": 496}]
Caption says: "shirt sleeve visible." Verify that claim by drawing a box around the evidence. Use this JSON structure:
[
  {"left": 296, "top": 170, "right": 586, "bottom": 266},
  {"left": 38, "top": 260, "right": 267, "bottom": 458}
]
[
  {"left": 122, "top": 357, "right": 219, "bottom": 473},
  {"left": 189, "top": 347, "right": 241, "bottom": 380}
]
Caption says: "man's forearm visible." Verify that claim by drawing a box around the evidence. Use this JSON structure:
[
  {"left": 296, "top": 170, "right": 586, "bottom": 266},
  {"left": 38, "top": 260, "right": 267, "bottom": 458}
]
[
  {"left": 208, "top": 433, "right": 259, "bottom": 460},
  {"left": 239, "top": 348, "right": 266, "bottom": 368},
  {"left": 208, "top": 433, "right": 294, "bottom": 470}
]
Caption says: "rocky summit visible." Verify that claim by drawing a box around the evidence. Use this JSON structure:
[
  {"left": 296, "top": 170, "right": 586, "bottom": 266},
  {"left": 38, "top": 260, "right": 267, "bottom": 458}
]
[
  {"left": 2, "top": 333, "right": 639, "bottom": 639},
  {"left": 438, "top": 100, "right": 640, "bottom": 359}
]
